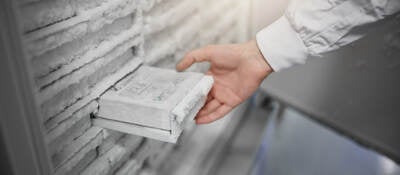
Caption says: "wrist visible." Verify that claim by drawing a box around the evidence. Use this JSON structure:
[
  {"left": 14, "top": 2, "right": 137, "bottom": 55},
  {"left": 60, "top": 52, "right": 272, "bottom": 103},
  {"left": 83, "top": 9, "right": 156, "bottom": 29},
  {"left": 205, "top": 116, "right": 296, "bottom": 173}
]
[{"left": 246, "top": 40, "right": 273, "bottom": 79}]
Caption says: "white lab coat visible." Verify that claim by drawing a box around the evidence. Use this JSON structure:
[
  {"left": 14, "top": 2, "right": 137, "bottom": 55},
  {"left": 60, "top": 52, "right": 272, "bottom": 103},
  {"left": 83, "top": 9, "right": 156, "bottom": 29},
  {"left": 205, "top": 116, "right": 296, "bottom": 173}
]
[{"left": 256, "top": 0, "right": 400, "bottom": 71}]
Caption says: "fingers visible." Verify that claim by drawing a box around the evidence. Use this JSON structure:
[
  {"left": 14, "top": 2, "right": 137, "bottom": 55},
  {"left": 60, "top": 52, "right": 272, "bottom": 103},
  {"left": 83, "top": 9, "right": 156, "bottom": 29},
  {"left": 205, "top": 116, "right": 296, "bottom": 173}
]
[
  {"left": 176, "top": 46, "right": 214, "bottom": 71},
  {"left": 196, "top": 104, "right": 232, "bottom": 124},
  {"left": 206, "top": 93, "right": 213, "bottom": 103},
  {"left": 196, "top": 99, "right": 221, "bottom": 117}
]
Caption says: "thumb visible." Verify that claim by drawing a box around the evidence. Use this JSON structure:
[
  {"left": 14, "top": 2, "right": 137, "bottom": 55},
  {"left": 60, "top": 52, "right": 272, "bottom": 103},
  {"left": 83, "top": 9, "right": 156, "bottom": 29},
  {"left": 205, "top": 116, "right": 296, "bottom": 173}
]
[{"left": 176, "top": 46, "right": 214, "bottom": 71}]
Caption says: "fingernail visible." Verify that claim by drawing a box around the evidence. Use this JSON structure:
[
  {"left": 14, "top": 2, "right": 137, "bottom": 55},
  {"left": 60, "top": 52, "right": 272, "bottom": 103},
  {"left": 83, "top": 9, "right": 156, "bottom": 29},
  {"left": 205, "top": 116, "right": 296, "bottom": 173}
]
[{"left": 176, "top": 64, "right": 182, "bottom": 71}]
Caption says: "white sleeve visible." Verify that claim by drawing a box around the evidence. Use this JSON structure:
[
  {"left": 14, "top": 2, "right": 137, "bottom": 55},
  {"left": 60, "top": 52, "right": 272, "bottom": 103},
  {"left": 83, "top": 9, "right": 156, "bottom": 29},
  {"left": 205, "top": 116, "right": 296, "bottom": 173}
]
[{"left": 256, "top": 0, "right": 400, "bottom": 71}]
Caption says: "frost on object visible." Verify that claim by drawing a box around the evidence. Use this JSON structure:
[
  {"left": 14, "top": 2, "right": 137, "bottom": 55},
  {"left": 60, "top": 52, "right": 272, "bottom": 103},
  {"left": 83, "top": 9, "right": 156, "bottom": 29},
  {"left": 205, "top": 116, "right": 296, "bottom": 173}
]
[{"left": 93, "top": 66, "right": 213, "bottom": 143}]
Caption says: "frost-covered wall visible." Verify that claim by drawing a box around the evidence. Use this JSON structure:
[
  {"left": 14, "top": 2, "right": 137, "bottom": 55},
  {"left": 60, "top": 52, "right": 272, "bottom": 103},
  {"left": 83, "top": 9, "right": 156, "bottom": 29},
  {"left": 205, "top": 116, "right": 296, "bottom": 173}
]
[{"left": 17, "top": 0, "right": 250, "bottom": 174}]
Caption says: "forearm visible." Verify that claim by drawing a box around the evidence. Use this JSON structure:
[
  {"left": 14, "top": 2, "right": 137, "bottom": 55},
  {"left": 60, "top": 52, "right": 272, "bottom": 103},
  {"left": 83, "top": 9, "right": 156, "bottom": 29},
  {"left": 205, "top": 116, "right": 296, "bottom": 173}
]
[{"left": 256, "top": 0, "right": 400, "bottom": 71}]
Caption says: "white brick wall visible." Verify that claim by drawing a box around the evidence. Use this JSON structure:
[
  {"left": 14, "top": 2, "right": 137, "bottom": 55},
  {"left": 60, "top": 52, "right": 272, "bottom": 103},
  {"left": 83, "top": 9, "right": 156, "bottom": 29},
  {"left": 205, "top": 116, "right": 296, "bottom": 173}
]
[{"left": 18, "top": 0, "right": 250, "bottom": 174}]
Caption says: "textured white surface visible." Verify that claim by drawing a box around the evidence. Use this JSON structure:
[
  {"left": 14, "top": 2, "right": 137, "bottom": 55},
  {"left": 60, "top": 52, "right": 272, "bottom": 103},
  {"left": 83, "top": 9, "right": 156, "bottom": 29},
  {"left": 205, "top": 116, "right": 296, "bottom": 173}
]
[
  {"left": 95, "top": 66, "right": 213, "bottom": 142},
  {"left": 17, "top": 0, "right": 249, "bottom": 173}
]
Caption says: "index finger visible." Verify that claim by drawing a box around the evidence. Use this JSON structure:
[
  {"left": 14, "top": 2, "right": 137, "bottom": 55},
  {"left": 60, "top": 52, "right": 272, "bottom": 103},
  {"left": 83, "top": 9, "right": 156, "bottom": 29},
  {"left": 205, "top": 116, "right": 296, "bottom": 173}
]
[{"left": 176, "top": 46, "right": 214, "bottom": 71}]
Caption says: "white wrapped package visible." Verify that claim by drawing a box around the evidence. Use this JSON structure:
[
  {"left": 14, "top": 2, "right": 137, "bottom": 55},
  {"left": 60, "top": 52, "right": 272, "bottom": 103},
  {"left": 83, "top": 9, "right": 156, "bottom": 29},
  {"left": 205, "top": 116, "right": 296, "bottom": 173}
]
[{"left": 93, "top": 66, "right": 213, "bottom": 143}]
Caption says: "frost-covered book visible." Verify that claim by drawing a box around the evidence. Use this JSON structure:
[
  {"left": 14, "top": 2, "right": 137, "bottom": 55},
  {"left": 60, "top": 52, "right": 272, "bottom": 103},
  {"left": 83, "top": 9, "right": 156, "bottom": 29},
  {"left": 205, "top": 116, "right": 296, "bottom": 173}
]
[{"left": 93, "top": 66, "right": 213, "bottom": 143}]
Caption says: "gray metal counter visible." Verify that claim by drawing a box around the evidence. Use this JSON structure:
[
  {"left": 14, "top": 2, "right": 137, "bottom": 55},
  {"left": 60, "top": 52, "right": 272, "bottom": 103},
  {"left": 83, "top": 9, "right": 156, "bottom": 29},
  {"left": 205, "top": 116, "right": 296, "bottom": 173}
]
[{"left": 260, "top": 16, "right": 400, "bottom": 163}]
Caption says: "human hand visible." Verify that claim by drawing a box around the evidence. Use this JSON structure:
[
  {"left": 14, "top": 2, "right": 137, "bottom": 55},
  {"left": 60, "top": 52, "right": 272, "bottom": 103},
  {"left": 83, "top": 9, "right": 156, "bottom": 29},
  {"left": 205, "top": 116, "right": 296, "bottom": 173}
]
[{"left": 176, "top": 40, "right": 273, "bottom": 124}]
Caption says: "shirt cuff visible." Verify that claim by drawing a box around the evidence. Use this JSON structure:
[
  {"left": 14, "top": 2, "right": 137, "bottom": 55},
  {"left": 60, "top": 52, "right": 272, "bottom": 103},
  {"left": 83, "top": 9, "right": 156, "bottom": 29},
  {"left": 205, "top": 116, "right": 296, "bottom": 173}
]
[{"left": 256, "top": 16, "right": 309, "bottom": 71}]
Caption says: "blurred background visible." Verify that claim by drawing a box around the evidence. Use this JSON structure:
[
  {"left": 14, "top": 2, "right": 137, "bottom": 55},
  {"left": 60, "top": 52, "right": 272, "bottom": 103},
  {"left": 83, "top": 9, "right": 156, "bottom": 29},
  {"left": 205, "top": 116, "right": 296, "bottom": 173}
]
[
  {"left": 1, "top": 0, "right": 400, "bottom": 175},
  {"left": 203, "top": 0, "right": 400, "bottom": 175}
]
